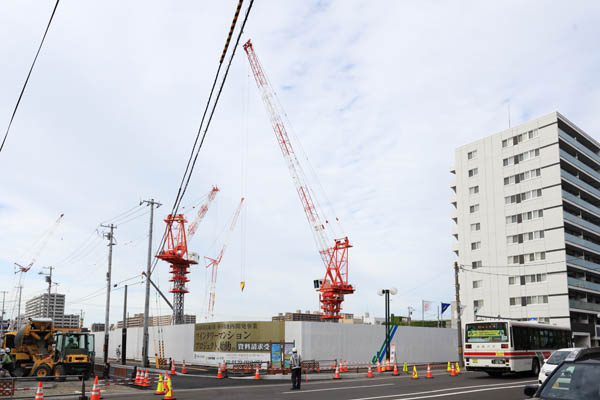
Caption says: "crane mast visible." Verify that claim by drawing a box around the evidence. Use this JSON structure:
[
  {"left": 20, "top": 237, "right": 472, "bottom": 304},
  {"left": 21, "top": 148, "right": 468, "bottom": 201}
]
[
  {"left": 243, "top": 39, "right": 354, "bottom": 319},
  {"left": 204, "top": 197, "right": 245, "bottom": 319}
]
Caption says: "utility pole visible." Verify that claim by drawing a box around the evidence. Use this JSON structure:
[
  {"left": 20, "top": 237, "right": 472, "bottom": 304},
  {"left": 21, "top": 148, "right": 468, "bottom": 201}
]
[
  {"left": 140, "top": 198, "right": 161, "bottom": 368},
  {"left": 0, "top": 291, "right": 7, "bottom": 339},
  {"left": 39, "top": 266, "right": 54, "bottom": 319},
  {"left": 121, "top": 284, "right": 127, "bottom": 365},
  {"left": 101, "top": 223, "right": 116, "bottom": 371},
  {"left": 454, "top": 261, "right": 464, "bottom": 367}
]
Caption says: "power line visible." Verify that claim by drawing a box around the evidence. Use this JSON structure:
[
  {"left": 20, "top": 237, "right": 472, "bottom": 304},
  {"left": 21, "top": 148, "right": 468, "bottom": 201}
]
[
  {"left": 151, "top": 0, "right": 255, "bottom": 275},
  {"left": 1, "top": 0, "right": 60, "bottom": 154}
]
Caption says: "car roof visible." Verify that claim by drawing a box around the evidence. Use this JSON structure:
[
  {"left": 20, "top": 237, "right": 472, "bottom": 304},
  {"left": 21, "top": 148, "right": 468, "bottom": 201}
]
[{"left": 565, "top": 347, "right": 600, "bottom": 362}]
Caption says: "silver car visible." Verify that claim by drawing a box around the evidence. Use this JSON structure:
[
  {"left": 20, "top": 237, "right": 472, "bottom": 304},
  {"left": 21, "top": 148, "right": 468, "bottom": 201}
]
[{"left": 538, "top": 347, "right": 583, "bottom": 384}]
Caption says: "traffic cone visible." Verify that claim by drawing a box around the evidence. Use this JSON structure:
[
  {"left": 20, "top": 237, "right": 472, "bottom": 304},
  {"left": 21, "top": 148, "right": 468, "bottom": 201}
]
[
  {"left": 163, "top": 376, "right": 175, "bottom": 400},
  {"left": 450, "top": 363, "right": 456, "bottom": 376},
  {"left": 333, "top": 365, "right": 340, "bottom": 379},
  {"left": 181, "top": 360, "right": 187, "bottom": 374},
  {"left": 343, "top": 360, "right": 348, "bottom": 372},
  {"left": 254, "top": 365, "right": 261, "bottom": 380},
  {"left": 392, "top": 363, "right": 399, "bottom": 376},
  {"left": 142, "top": 369, "right": 150, "bottom": 387},
  {"left": 134, "top": 369, "right": 142, "bottom": 386},
  {"left": 376, "top": 360, "right": 381, "bottom": 373},
  {"left": 155, "top": 373, "right": 165, "bottom": 395},
  {"left": 447, "top": 361, "right": 451, "bottom": 372},
  {"left": 170, "top": 361, "right": 176, "bottom": 375},
  {"left": 411, "top": 365, "right": 418, "bottom": 379},
  {"left": 403, "top": 361, "right": 408, "bottom": 374},
  {"left": 216, "top": 365, "right": 223, "bottom": 379},
  {"left": 426, "top": 364, "right": 433, "bottom": 379},
  {"left": 367, "top": 364, "right": 373, "bottom": 378},
  {"left": 90, "top": 376, "right": 101, "bottom": 400},
  {"left": 34, "top": 381, "right": 44, "bottom": 400},
  {"left": 456, "top": 363, "right": 461, "bottom": 375}
]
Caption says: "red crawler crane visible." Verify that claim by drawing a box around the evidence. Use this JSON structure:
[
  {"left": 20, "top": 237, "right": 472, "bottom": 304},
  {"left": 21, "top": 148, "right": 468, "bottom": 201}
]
[
  {"left": 243, "top": 39, "right": 354, "bottom": 319},
  {"left": 156, "top": 214, "right": 197, "bottom": 325}
]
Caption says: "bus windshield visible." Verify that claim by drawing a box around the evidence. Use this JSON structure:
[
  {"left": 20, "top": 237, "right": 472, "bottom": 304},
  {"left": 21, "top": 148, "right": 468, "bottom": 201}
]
[{"left": 466, "top": 322, "right": 508, "bottom": 343}]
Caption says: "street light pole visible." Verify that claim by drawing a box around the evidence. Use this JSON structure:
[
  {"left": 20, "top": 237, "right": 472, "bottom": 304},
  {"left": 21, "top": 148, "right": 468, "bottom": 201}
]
[{"left": 378, "top": 287, "right": 397, "bottom": 364}]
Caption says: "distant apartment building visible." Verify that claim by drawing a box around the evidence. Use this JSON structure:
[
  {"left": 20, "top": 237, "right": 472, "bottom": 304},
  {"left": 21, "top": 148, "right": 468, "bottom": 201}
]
[
  {"left": 271, "top": 310, "right": 361, "bottom": 323},
  {"left": 451, "top": 112, "right": 600, "bottom": 347},
  {"left": 90, "top": 323, "right": 105, "bottom": 332},
  {"left": 25, "top": 293, "right": 80, "bottom": 329},
  {"left": 116, "top": 313, "right": 196, "bottom": 328}
]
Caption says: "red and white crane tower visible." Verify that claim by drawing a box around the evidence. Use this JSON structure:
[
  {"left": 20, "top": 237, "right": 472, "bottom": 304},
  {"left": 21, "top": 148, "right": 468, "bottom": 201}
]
[
  {"left": 188, "top": 186, "right": 219, "bottom": 238},
  {"left": 243, "top": 39, "right": 354, "bottom": 319},
  {"left": 204, "top": 197, "right": 244, "bottom": 319}
]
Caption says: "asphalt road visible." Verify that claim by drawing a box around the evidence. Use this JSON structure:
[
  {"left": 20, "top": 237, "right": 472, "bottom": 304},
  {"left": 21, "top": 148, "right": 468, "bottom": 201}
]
[{"left": 92, "top": 369, "right": 536, "bottom": 400}]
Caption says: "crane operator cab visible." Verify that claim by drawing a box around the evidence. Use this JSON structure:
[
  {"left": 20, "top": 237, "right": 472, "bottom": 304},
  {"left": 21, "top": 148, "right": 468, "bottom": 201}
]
[{"left": 52, "top": 332, "right": 94, "bottom": 380}]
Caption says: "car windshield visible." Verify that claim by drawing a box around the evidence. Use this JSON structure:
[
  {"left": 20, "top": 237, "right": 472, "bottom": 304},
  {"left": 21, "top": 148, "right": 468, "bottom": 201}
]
[
  {"left": 546, "top": 351, "right": 571, "bottom": 365},
  {"left": 540, "top": 362, "right": 600, "bottom": 399}
]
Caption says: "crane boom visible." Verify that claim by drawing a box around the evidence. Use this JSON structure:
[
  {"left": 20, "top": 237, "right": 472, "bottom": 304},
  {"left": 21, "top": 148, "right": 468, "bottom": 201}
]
[
  {"left": 188, "top": 186, "right": 219, "bottom": 238},
  {"left": 243, "top": 39, "right": 354, "bottom": 319},
  {"left": 204, "top": 197, "right": 245, "bottom": 319}
]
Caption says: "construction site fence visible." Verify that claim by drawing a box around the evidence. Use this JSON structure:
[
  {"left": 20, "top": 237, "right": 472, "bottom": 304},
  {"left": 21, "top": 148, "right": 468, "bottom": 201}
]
[{"left": 0, "top": 375, "right": 89, "bottom": 398}]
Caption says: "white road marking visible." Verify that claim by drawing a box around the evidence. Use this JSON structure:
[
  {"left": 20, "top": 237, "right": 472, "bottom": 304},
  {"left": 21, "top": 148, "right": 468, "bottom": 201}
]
[
  {"left": 282, "top": 383, "right": 394, "bottom": 394},
  {"left": 382, "top": 385, "right": 526, "bottom": 400},
  {"left": 349, "top": 380, "right": 536, "bottom": 400}
]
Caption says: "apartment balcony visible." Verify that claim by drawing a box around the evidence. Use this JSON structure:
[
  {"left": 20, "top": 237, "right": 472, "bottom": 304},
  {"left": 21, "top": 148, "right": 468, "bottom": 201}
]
[
  {"left": 561, "top": 170, "right": 600, "bottom": 200},
  {"left": 559, "top": 129, "right": 600, "bottom": 168},
  {"left": 562, "top": 190, "right": 600, "bottom": 217},
  {"left": 450, "top": 194, "right": 457, "bottom": 208},
  {"left": 451, "top": 225, "right": 458, "bottom": 239},
  {"left": 568, "top": 277, "right": 600, "bottom": 293},
  {"left": 568, "top": 257, "right": 600, "bottom": 274},
  {"left": 560, "top": 149, "right": 600, "bottom": 181},
  {"left": 450, "top": 178, "right": 457, "bottom": 192},
  {"left": 563, "top": 211, "right": 600, "bottom": 234},
  {"left": 570, "top": 299, "right": 600, "bottom": 313},
  {"left": 565, "top": 233, "right": 600, "bottom": 255},
  {"left": 451, "top": 241, "right": 459, "bottom": 255},
  {"left": 451, "top": 209, "right": 458, "bottom": 223}
]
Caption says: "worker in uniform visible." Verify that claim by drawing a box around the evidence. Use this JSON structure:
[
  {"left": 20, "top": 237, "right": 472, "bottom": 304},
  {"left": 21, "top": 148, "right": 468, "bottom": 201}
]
[
  {"left": 290, "top": 347, "right": 302, "bottom": 390},
  {"left": 1, "top": 348, "right": 14, "bottom": 377}
]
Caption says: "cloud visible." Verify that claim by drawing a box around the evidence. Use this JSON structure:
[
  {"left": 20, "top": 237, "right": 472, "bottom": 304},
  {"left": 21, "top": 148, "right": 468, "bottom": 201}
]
[{"left": 1, "top": 0, "right": 599, "bottom": 326}]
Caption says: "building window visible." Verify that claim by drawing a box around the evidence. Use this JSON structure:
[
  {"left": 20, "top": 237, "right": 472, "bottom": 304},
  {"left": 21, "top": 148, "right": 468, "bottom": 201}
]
[
  {"left": 502, "top": 129, "right": 539, "bottom": 150},
  {"left": 468, "top": 150, "right": 478, "bottom": 160},
  {"left": 470, "top": 204, "right": 480, "bottom": 213},
  {"left": 472, "top": 260, "right": 482, "bottom": 269},
  {"left": 468, "top": 167, "right": 479, "bottom": 177},
  {"left": 469, "top": 186, "right": 479, "bottom": 195},
  {"left": 502, "top": 148, "right": 540, "bottom": 167},
  {"left": 470, "top": 223, "right": 481, "bottom": 231},
  {"left": 507, "top": 251, "right": 546, "bottom": 265},
  {"left": 472, "top": 280, "right": 483, "bottom": 289},
  {"left": 504, "top": 188, "right": 542, "bottom": 205},
  {"left": 473, "top": 299, "right": 484, "bottom": 308},
  {"left": 509, "top": 295, "right": 548, "bottom": 306},
  {"left": 509, "top": 273, "right": 546, "bottom": 285},
  {"left": 506, "top": 208, "right": 543, "bottom": 224},
  {"left": 507, "top": 230, "right": 545, "bottom": 244},
  {"left": 471, "top": 241, "right": 481, "bottom": 250}
]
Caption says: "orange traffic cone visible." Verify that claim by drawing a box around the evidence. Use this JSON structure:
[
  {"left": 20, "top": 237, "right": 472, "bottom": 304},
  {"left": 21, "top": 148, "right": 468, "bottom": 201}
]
[
  {"left": 143, "top": 369, "right": 151, "bottom": 387},
  {"left": 393, "top": 362, "right": 399, "bottom": 376},
  {"left": 170, "top": 361, "right": 176, "bottom": 375},
  {"left": 367, "top": 364, "right": 373, "bottom": 378},
  {"left": 344, "top": 360, "right": 348, "bottom": 372},
  {"left": 333, "top": 365, "right": 340, "bottom": 379},
  {"left": 426, "top": 364, "right": 433, "bottom": 379},
  {"left": 450, "top": 363, "right": 456, "bottom": 376},
  {"left": 34, "top": 381, "right": 44, "bottom": 400},
  {"left": 163, "top": 376, "right": 175, "bottom": 400},
  {"left": 155, "top": 373, "right": 165, "bottom": 395},
  {"left": 90, "top": 376, "right": 101, "bottom": 400},
  {"left": 411, "top": 365, "right": 419, "bottom": 379},
  {"left": 216, "top": 364, "right": 224, "bottom": 379},
  {"left": 376, "top": 360, "right": 381, "bottom": 373},
  {"left": 134, "top": 369, "right": 141, "bottom": 386},
  {"left": 181, "top": 360, "right": 187, "bottom": 374},
  {"left": 254, "top": 365, "right": 261, "bottom": 380}
]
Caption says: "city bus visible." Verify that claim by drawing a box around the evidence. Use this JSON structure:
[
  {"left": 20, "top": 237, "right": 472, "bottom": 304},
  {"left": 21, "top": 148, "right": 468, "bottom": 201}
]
[{"left": 463, "top": 320, "right": 571, "bottom": 376}]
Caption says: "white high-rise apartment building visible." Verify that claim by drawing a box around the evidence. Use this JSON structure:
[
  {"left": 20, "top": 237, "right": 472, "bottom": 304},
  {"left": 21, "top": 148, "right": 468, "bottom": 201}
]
[{"left": 451, "top": 112, "right": 600, "bottom": 347}]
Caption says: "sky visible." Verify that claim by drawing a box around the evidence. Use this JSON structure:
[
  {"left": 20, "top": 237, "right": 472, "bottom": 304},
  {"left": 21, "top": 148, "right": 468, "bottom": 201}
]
[{"left": 1, "top": 1, "right": 600, "bottom": 327}]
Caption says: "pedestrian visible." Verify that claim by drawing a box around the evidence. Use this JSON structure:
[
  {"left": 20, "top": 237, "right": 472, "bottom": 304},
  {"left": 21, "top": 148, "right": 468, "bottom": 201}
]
[{"left": 290, "top": 347, "right": 302, "bottom": 390}]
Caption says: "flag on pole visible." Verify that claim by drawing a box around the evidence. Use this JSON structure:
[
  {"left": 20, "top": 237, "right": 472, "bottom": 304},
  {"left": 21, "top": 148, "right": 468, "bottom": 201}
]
[
  {"left": 422, "top": 300, "right": 433, "bottom": 312},
  {"left": 441, "top": 303, "right": 451, "bottom": 314}
]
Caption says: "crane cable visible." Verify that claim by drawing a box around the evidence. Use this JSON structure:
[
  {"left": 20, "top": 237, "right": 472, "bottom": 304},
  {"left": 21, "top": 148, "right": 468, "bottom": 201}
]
[
  {"left": 151, "top": 0, "right": 254, "bottom": 275},
  {"left": 1, "top": 0, "right": 60, "bottom": 154}
]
